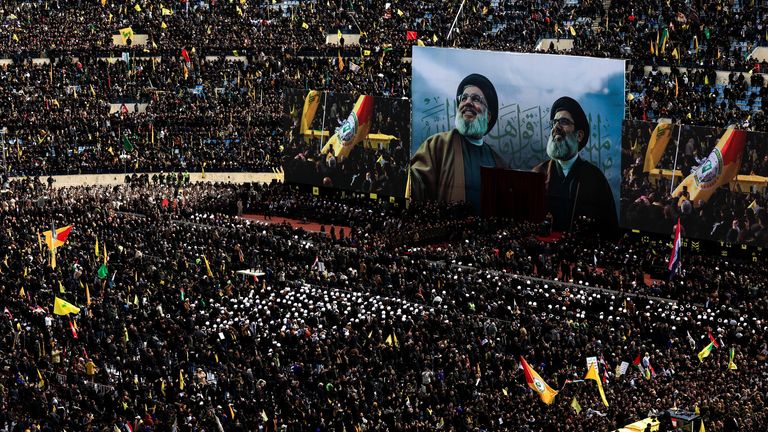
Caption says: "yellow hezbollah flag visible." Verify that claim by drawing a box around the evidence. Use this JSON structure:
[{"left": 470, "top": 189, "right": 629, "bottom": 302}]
[
  {"left": 585, "top": 363, "right": 609, "bottom": 407},
  {"left": 162, "top": 7, "right": 174, "bottom": 15},
  {"left": 643, "top": 121, "right": 674, "bottom": 172},
  {"left": 134, "top": 4, "right": 141, "bottom": 12},
  {"left": 301, "top": 22, "right": 309, "bottom": 30},
  {"left": 179, "top": 369, "right": 185, "bottom": 390},
  {"left": 520, "top": 356, "right": 558, "bottom": 404},
  {"left": 119, "top": 27, "right": 134, "bottom": 44},
  {"left": 300, "top": 90, "right": 321, "bottom": 134},
  {"left": 672, "top": 127, "right": 747, "bottom": 203},
  {"left": 570, "top": 396, "right": 582, "bottom": 414},
  {"left": 321, "top": 95, "right": 374, "bottom": 159},
  {"left": 54, "top": 297, "right": 81, "bottom": 316}
]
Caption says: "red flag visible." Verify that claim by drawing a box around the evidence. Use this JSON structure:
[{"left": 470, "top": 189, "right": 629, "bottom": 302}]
[
  {"left": 708, "top": 330, "right": 720, "bottom": 348},
  {"left": 3, "top": 307, "right": 13, "bottom": 321},
  {"left": 181, "top": 48, "right": 191, "bottom": 63},
  {"left": 632, "top": 354, "right": 641, "bottom": 366},
  {"left": 406, "top": 31, "right": 418, "bottom": 40},
  {"left": 69, "top": 320, "right": 78, "bottom": 339}
]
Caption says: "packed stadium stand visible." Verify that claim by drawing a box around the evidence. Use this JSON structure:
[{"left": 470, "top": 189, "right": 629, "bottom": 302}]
[{"left": 2, "top": 0, "right": 768, "bottom": 431}]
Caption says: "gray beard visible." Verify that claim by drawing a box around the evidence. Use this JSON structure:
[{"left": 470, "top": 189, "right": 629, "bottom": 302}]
[
  {"left": 546, "top": 131, "right": 580, "bottom": 161},
  {"left": 455, "top": 109, "right": 488, "bottom": 140}
]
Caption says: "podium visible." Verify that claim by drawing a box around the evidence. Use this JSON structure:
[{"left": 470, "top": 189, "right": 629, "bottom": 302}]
[{"left": 480, "top": 167, "right": 545, "bottom": 222}]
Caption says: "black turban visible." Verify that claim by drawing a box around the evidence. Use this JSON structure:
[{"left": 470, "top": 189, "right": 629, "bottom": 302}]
[
  {"left": 456, "top": 73, "right": 498, "bottom": 134},
  {"left": 551, "top": 96, "right": 590, "bottom": 150}
]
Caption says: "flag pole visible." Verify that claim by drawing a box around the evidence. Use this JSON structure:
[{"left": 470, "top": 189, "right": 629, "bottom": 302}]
[
  {"left": 447, "top": 0, "right": 467, "bottom": 41},
  {"left": 669, "top": 121, "right": 683, "bottom": 195}
]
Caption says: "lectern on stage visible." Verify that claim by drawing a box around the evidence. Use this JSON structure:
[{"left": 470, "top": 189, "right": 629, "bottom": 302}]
[{"left": 480, "top": 167, "right": 545, "bottom": 222}]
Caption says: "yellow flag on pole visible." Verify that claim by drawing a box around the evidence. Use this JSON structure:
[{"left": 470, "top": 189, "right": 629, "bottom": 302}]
[
  {"left": 585, "top": 363, "right": 609, "bottom": 406},
  {"left": 203, "top": 255, "right": 213, "bottom": 277},
  {"left": 643, "top": 121, "right": 674, "bottom": 172}
]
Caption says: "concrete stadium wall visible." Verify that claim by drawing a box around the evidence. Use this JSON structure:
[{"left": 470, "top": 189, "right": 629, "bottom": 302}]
[
  {"left": 326, "top": 34, "right": 361, "bottom": 46},
  {"left": 16, "top": 172, "right": 283, "bottom": 189},
  {"left": 751, "top": 47, "right": 768, "bottom": 62},
  {"left": 112, "top": 34, "right": 149, "bottom": 47},
  {"left": 109, "top": 103, "right": 148, "bottom": 114},
  {"left": 536, "top": 38, "right": 575, "bottom": 52}
]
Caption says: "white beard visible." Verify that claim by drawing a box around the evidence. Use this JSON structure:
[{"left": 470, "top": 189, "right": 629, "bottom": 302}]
[
  {"left": 546, "top": 131, "right": 580, "bottom": 161},
  {"left": 455, "top": 109, "right": 488, "bottom": 140}
]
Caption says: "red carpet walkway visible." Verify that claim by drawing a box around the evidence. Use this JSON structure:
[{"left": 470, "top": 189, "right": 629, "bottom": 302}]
[{"left": 240, "top": 214, "right": 352, "bottom": 235}]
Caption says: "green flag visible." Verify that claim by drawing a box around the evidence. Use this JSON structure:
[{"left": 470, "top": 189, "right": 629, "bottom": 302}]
[
  {"left": 122, "top": 135, "right": 133, "bottom": 152},
  {"left": 97, "top": 263, "right": 108, "bottom": 279}
]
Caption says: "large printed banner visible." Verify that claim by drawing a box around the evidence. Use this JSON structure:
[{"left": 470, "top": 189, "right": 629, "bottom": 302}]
[
  {"left": 410, "top": 47, "right": 625, "bottom": 229},
  {"left": 622, "top": 119, "right": 767, "bottom": 245},
  {"left": 283, "top": 89, "right": 411, "bottom": 197}
]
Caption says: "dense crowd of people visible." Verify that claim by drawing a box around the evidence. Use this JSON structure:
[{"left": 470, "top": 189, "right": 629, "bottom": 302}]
[
  {"left": 3, "top": 0, "right": 768, "bottom": 430},
  {"left": 1, "top": 0, "right": 768, "bottom": 177},
  {"left": 0, "top": 180, "right": 765, "bottom": 431}
]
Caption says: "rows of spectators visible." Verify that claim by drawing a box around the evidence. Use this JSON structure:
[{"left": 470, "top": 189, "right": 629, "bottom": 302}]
[
  {"left": 2, "top": 0, "right": 768, "bottom": 177},
  {"left": 1, "top": 180, "right": 765, "bottom": 431}
]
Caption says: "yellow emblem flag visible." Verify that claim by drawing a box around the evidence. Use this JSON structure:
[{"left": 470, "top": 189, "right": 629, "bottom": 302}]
[
  {"left": 53, "top": 297, "right": 80, "bottom": 316},
  {"left": 119, "top": 27, "right": 134, "bottom": 44},
  {"left": 300, "top": 90, "right": 321, "bottom": 135}
]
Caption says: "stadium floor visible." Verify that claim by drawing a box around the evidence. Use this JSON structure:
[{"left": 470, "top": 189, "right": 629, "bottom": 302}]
[{"left": 241, "top": 214, "right": 352, "bottom": 235}]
